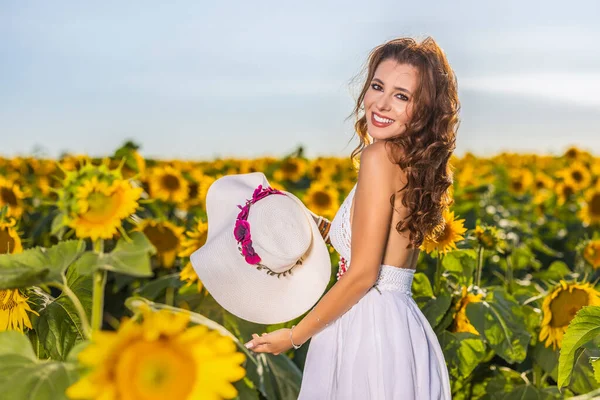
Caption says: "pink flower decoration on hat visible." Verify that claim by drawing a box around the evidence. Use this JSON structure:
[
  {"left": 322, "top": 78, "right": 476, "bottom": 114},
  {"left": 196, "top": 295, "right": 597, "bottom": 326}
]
[
  {"left": 236, "top": 204, "right": 250, "bottom": 220},
  {"left": 234, "top": 184, "right": 285, "bottom": 269},
  {"left": 234, "top": 219, "right": 251, "bottom": 242},
  {"left": 241, "top": 238, "right": 261, "bottom": 265}
]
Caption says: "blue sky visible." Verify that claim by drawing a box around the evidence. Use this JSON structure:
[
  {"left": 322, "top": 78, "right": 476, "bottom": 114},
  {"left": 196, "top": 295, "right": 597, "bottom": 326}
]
[{"left": 1, "top": 1, "right": 599, "bottom": 160}]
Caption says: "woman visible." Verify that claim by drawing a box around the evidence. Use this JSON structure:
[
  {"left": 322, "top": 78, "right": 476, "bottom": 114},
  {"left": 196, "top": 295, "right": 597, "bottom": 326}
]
[{"left": 244, "top": 36, "right": 458, "bottom": 399}]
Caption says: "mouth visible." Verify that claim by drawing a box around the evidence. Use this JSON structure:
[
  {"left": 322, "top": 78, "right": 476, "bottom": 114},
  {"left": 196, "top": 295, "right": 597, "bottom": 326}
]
[{"left": 371, "top": 112, "right": 395, "bottom": 128}]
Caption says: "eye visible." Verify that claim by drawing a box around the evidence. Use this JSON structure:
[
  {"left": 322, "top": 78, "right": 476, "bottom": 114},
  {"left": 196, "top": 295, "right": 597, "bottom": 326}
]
[
  {"left": 370, "top": 83, "right": 382, "bottom": 91},
  {"left": 396, "top": 94, "right": 409, "bottom": 101},
  {"left": 371, "top": 83, "right": 409, "bottom": 101}
]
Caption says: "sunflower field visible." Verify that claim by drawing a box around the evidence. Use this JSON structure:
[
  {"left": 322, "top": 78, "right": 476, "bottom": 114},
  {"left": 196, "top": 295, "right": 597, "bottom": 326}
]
[{"left": 1, "top": 142, "right": 600, "bottom": 400}]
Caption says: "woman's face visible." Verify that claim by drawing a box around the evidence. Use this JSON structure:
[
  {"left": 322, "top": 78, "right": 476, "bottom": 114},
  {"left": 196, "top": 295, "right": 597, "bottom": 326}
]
[{"left": 363, "top": 59, "right": 419, "bottom": 141}]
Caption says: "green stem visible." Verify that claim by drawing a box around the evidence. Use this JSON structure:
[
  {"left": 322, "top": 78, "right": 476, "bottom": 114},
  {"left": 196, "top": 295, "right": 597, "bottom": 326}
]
[
  {"left": 506, "top": 254, "right": 514, "bottom": 294},
  {"left": 91, "top": 270, "right": 107, "bottom": 331},
  {"left": 533, "top": 363, "right": 544, "bottom": 388},
  {"left": 475, "top": 245, "right": 484, "bottom": 288},
  {"left": 91, "top": 239, "right": 106, "bottom": 331},
  {"left": 434, "top": 252, "right": 443, "bottom": 295},
  {"left": 165, "top": 286, "right": 175, "bottom": 306},
  {"left": 48, "top": 280, "right": 92, "bottom": 340}
]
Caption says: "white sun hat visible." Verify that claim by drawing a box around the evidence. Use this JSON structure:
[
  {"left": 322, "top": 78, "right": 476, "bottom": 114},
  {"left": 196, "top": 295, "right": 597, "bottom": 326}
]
[{"left": 189, "top": 172, "right": 331, "bottom": 324}]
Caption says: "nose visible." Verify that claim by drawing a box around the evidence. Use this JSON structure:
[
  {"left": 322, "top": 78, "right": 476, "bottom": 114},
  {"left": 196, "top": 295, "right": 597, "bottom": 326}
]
[{"left": 375, "top": 93, "right": 391, "bottom": 111}]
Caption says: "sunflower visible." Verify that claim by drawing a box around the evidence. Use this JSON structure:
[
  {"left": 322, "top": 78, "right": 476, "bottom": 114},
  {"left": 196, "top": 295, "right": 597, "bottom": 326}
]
[
  {"left": 187, "top": 173, "right": 217, "bottom": 211},
  {"left": 0, "top": 289, "right": 39, "bottom": 332},
  {"left": 309, "top": 157, "right": 336, "bottom": 181},
  {"left": 559, "top": 162, "right": 592, "bottom": 191},
  {"left": 302, "top": 181, "right": 339, "bottom": 220},
  {"left": 65, "top": 175, "right": 144, "bottom": 241},
  {"left": 0, "top": 216, "right": 23, "bottom": 254},
  {"left": 59, "top": 154, "right": 92, "bottom": 172},
  {"left": 177, "top": 219, "right": 209, "bottom": 291},
  {"left": 578, "top": 185, "right": 600, "bottom": 225},
  {"left": 66, "top": 305, "right": 246, "bottom": 400},
  {"left": 420, "top": 208, "right": 467, "bottom": 254},
  {"left": 147, "top": 165, "right": 189, "bottom": 203},
  {"left": 534, "top": 172, "right": 555, "bottom": 192},
  {"left": 473, "top": 225, "right": 501, "bottom": 251},
  {"left": 555, "top": 181, "right": 577, "bottom": 206},
  {"left": 583, "top": 239, "right": 600, "bottom": 269},
  {"left": 273, "top": 157, "right": 307, "bottom": 182},
  {"left": 0, "top": 177, "right": 28, "bottom": 219},
  {"left": 507, "top": 168, "right": 534, "bottom": 196},
  {"left": 134, "top": 219, "right": 186, "bottom": 269},
  {"left": 563, "top": 146, "right": 586, "bottom": 162},
  {"left": 451, "top": 286, "right": 484, "bottom": 335},
  {"left": 539, "top": 280, "right": 600, "bottom": 349}
]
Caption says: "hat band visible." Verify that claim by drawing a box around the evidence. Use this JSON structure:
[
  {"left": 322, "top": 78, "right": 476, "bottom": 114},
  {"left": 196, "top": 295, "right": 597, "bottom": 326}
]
[{"left": 233, "top": 184, "right": 304, "bottom": 278}]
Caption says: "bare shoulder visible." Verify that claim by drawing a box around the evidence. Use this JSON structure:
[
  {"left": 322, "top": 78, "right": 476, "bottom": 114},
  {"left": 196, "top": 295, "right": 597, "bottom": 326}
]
[{"left": 359, "top": 141, "right": 405, "bottom": 188}]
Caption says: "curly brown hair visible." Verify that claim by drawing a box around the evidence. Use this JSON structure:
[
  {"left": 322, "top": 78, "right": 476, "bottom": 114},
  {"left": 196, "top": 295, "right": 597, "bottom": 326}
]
[{"left": 346, "top": 36, "right": 460, "bottom": 248}]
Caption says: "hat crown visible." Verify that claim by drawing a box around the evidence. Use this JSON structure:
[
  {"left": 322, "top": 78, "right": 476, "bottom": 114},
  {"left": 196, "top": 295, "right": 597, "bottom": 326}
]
[{"left": 246, "top": 194, "right": 312, "bottom": 272}]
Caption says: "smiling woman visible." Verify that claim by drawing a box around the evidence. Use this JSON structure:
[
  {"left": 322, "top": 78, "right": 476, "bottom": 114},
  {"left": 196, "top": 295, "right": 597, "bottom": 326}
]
[{"left": 244, "top": 36, "right": 459, "bottom": 400}]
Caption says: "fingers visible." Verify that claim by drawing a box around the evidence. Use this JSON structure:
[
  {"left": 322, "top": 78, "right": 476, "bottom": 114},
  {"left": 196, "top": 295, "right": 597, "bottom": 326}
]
[{"left": 245, "top": 333, "right": 269, "bottom": 349}]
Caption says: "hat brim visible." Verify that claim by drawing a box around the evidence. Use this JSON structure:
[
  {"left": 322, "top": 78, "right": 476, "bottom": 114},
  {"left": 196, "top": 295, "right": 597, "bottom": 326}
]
[{"left": 190, "top": 174, "right": 331, "bottom": 324}]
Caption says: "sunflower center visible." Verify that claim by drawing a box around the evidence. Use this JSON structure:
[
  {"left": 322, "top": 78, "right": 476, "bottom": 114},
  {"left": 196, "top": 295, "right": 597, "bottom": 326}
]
[
  {"left": 1, "top": 187, "right": 17, "bottom": 206},
  {"left": 282, "top": 162, "right": 299, "bottom": 174},
  {"left": 535, "top": 180, "right": 545, "bottom": 190},
  {"left": 161, "top": 174, "right": 181, "bottom": 191},
  {"left": 436, "top": 223, "right": 452, "bottom": 243},
  {"left": 188, "top": 183, "right": 199, "bottom": 198},
  {"left": 143, "top": 224, "right": 179, "bottom": 252},
  {"left": 590, "top": 193, "right": 600, "bottom": 215},
  {"left": 0, "top": 289, "right": 17, "bottom": 310},
  {"left": 82, "top": 190, "right": 122, "bottom": 223},
  {"left": 572, "top": 170, "right": 584, "bottom": 183},
  {"left": 511, "top": 180, "right": 523, "bottom": 192},
  {"left": 562, "top": 185, "right": 574, "bottom": 199},
  {"left": 116, "top": 340, "right": 196, "bottom": 400},
  {"left": 549, "top": 288, "right": 589, "bottom": 327},
  {"left": 0, "top": 228, "right": 16, "bottom": 254},
  {"left": 313, "top": 191, "right": 332, "bottom": 208}
]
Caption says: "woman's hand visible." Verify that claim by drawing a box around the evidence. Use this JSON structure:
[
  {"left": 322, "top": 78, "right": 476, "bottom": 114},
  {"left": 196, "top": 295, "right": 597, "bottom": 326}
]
[{"left": 244, "top": 328, "right": 295, "bottom": 355}]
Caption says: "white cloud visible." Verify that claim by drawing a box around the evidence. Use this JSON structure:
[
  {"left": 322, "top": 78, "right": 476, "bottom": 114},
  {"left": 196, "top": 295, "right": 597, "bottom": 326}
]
[{"left": 460, "top": 72, "right": 600, "bottom": 108}]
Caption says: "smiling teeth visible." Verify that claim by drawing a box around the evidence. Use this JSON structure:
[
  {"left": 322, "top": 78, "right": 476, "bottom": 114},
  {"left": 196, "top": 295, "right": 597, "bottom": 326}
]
[{"left": 374, "top": 114, "right": 394, "bottom": 123}]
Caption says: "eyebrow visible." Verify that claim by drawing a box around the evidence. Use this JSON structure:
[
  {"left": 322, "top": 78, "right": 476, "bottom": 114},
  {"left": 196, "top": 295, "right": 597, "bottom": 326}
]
[{"left": 372, "top": 78, "right": 412, "bottom": 95}]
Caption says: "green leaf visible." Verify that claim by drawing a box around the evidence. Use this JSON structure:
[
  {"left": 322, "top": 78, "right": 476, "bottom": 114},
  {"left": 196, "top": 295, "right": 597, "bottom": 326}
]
[
  {"left": 412, "top": 272, "right": 434, "bottom": 298},
  {"left": 592, "top": 358, "right": 600, "bottom": 385},
  {"left": 482, "top": 367, "right": 556, "bottom": 400},
  {"left": 558, "top": 305, "right": 600, "bottom": 389},
  {"left": 510, "top": 245, "right": 542, "bottom": 271},
  {"left": 422, "top": 291, "right": 452, "bottom": 330},
  {"left": 0, "top": 331, "right": 79, "bottom": 400},
  {"left": 466, "top": 287, "right": 530, "bottom": 363},
  {"left": 0, "top": 331, "right": 36, "bottom": 360},
  {"left": 100, "top": 232, "right": 155, "bottom": 277},
  {"left": 134, "top": 273, "right": 184, "bottom": 300},
  {"left": 35, "top": 266, "right": 93, "bottom": 360},
  {"left": 442, "top": 250, "right": 477, "bottom": 285},
  {"left": 440, "top": 331, "right": 487, "bottom": 379},
  {"left": 533, "top": 261, "right": 571, "bottom": 281},
  {"left": 261, "top": 353, "right": 303, "bottom": 400},
  {"left": 70, "top": 232, "right": 156, "bottom": 278},
  {"left": 0, "top": 240, "right": 86, "bottom": 289},
  {"left": 527, "top": 236, "right": 563, "bottom": 258},
  {"left": 533, "top": 341, "right": 558, "bottom": 379}
]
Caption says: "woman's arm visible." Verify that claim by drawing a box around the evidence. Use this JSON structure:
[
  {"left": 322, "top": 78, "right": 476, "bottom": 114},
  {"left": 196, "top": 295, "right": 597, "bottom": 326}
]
[{"left": 245, "top": 142, "right": 399, "bottom": 353}]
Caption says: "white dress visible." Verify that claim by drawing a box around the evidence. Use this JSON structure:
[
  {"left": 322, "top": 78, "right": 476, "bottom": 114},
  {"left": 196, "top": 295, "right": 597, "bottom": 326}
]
[{"left": 298, "top": 182, "right": 452, "bottom": 400}]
